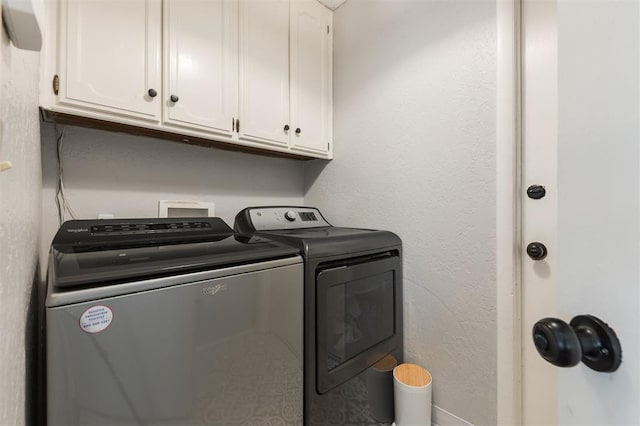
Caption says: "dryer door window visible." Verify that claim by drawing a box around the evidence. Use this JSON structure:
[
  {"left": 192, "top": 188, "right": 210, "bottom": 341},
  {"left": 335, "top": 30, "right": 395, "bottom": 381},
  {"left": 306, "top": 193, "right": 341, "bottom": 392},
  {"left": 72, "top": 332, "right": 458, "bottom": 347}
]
[
  {"left": 324, "top": 270, "right": 394, "bottom": 369},
  {"left": 316, "top": 253, "right": 401, "bottom": 394}
]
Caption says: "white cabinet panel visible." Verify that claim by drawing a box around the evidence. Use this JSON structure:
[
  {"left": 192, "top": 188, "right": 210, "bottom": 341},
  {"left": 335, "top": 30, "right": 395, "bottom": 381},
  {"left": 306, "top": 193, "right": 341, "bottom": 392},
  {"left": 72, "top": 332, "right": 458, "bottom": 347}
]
[
  {"left": 59, "top": 0, "right": 161, "bottom": 121},
  {"left": 163, "top": 0, "right": 237, "bottom": 136},
  {"left": 239, "top": 0, "right": 290, "bottom": 147},
  {"left": 45, "top": 0, "right": 333, "bottom": 159},
  {"left": 290, "top": 0, "right": 332, "bottom": 154}
]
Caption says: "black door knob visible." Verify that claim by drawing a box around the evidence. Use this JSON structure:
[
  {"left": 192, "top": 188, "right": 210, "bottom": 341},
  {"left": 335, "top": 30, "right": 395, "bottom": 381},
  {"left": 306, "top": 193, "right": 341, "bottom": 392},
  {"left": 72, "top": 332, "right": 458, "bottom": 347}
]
[
  {"left": 533, "top": 318, "right": 582, "bottom": 367},
  {"left": 526, "top": 242, "right": 547, "bottom": 260},
  {"left": 527, "top": 185, "right": 546, "bottom": 199},
  {"left": 147, "top": 88, "right": 157, "bottom": 98},
  {"left": 532, "top": 315, "right": 622, "bottom": 372},
  {"left": 284, "top": 124, "right": 290, "bottom": 131},
  {"left": 170, "top": 94, "right": 179, "bottom": 103},
  {"left": 295, "top": 128, "right": 301, "bottom": 134}
]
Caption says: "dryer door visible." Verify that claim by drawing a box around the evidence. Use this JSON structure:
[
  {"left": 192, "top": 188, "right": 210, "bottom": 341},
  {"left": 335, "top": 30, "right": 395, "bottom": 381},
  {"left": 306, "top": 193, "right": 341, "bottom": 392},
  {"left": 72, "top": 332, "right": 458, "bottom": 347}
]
[{"left": 315, "top": 253, "right": 402, "bottom": 394}]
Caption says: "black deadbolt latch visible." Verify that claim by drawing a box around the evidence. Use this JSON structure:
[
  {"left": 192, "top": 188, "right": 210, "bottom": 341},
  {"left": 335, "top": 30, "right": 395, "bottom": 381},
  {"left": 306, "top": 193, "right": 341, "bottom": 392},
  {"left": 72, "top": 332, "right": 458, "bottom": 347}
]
[
  {"left": 526, "top": 242, "right": 547, "bottom": 260},
  {"left": 527, "top": 185, "right": 546, "bottom": 200}
]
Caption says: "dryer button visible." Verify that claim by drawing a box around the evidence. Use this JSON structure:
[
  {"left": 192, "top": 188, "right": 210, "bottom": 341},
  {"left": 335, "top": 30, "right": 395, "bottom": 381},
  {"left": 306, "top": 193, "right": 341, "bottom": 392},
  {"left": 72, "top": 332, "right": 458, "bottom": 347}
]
[{"left": 285, "top": 211, "right": 297, "bottom": 222}]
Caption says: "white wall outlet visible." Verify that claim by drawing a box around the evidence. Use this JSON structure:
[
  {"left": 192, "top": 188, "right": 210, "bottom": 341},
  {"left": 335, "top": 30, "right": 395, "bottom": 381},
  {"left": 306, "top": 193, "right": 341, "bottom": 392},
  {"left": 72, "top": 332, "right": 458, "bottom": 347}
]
[{"left": 158, "top": 200, "right": 215, "bottom": 218}]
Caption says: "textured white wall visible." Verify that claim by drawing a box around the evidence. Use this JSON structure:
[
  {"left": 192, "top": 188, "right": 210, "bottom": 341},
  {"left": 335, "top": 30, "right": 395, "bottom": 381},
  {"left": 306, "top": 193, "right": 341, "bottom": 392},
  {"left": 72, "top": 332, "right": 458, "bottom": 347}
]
[
  {"left": 0, "top": 16, "right": 42, "bottom": 426},
  {"left": 304, "top": 1, "right": 497, "bottom": 424},
  {"left": 40, "top": 125, "right": 306, "bottom": 256}
]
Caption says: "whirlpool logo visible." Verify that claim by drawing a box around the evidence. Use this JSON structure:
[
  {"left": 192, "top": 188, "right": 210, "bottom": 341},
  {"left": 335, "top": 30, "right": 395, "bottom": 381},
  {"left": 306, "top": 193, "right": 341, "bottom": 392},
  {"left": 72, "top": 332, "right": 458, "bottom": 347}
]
[
  {"left": 201, "top": 283, "right": 228, "bottom": 296},
  {"left": 67, "top": 228, "right": 88, "bottom": 233}
]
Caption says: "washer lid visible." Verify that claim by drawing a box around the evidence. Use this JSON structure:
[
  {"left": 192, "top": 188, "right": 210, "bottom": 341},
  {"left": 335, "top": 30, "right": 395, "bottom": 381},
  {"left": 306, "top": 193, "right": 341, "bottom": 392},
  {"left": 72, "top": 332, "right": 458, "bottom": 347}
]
[
  {"left": 53, "top": 217, "right": 235, "bottom": 250},
  {"left": 50, "top": 218, "right": 299, "bottom": 289}
]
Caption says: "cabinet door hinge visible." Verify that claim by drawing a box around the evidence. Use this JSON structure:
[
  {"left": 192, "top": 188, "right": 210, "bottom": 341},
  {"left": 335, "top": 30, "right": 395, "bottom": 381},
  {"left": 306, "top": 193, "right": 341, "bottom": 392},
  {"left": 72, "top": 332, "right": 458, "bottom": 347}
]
[{"left": 53, "top": 74, "right": 60, "bottom": 95}]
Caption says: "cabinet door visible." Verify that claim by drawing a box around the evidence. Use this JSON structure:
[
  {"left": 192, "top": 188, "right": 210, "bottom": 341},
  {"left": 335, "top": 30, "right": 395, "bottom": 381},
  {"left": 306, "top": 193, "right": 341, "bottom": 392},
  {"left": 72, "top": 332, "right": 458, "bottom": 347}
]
[
  {"left": 290, "top": 0, "right": 332, "bottom": 155},
  {"left": 164, "top": 0, "right": 238, "bottom": 136},
  {"left": 239, "top": 0, "right": 290, "bottom": 147},
  {"left": 59, "top": 0, "right": 161, "bottom": 121}
]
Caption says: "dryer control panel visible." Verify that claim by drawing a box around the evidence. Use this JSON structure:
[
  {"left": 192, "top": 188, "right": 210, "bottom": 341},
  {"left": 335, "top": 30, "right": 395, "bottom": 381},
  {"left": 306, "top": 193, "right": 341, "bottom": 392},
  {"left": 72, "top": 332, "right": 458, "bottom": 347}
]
[{"left": 235, "top": 207, "right": 331, "bottom": 232}]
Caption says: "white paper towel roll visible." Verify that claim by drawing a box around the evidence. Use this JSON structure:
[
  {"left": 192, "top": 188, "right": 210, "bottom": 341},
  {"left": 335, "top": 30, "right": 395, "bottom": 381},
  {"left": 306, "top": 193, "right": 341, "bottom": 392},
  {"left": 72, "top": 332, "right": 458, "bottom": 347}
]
[{"left": 393, "top": 363, "right": 432, "bottom": 426}]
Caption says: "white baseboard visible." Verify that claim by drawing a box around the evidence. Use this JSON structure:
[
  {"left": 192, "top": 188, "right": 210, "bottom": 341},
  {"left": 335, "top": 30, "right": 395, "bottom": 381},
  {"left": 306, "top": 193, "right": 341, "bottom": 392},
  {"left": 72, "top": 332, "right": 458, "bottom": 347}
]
[{"left": 433, "top": 405, "right": 474, "bottom": 426}]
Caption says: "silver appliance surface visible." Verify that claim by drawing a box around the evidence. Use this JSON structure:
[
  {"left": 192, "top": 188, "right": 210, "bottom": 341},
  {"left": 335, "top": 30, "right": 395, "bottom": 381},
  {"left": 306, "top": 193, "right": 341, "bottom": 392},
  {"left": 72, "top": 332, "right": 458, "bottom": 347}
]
[{"left": 46, "top": 218, "right": 304, "bottom": 426}]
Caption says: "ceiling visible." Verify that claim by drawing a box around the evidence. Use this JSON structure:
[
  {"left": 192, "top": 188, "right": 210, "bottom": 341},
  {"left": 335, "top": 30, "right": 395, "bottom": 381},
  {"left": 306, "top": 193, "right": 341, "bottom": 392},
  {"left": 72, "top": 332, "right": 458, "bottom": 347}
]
[{"left": 316, "top": 0, "right": 349, "bottom": 10}]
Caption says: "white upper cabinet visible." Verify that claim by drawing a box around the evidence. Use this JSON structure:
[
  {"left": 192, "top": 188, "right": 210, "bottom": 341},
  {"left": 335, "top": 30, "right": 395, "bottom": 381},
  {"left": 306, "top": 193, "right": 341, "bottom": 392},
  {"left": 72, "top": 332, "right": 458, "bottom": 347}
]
[
  {"left": 290, "top": 0, "right": 332, "bottom": 155},
  {"left": 45, "top": 0, "right": 332, "bottom": 159},
  {"left": 58, "top": 0, "right": 161, "bottom": 121},
  {"left": 238, "top": 0, "right": 290, "bottom": 147},
  {"left": 163, "top": 0, "right": 238, "bottom": 136},
  {"left": 238, "top": 0, "right": 332, "bottom": 154}
]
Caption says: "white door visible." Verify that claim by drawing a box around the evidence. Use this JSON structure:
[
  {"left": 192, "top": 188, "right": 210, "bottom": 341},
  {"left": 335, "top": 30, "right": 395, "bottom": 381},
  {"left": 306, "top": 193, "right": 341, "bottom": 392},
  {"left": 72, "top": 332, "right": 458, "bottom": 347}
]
[
  {"left": 238, "top": 0, "right": 290, "bottom": 147},
  {"left": 163, "top": 0, "right": 238, "bottom": 136},
  {"left": 522, "top": 1, "right": 640, "bottom": 424},
  {"left": 289, "top": 0, "right": 332, "bottom": 155},
  {"left": 58, "top": 0, "right": 161, "bottom": 121}
]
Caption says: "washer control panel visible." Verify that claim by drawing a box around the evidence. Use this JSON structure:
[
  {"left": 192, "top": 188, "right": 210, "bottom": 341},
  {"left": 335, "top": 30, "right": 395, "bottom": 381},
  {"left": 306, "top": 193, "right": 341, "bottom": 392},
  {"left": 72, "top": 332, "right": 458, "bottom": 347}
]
[{"left": 247, "top": 207, "right": 330, "bottom": 230}]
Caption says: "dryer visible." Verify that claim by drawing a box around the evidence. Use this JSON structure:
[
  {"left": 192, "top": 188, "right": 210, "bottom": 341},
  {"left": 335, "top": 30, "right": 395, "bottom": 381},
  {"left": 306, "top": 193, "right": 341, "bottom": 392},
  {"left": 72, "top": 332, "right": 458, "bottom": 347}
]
[{"left": 234, "top": 206, "right": 403, "bottom": 425}]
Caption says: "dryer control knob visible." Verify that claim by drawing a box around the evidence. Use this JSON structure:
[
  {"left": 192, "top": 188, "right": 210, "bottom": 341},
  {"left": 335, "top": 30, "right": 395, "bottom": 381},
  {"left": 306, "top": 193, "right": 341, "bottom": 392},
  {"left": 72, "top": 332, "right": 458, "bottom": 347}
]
[{"left": 285, "top": 211, "right": 297, "bottom": 222}]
